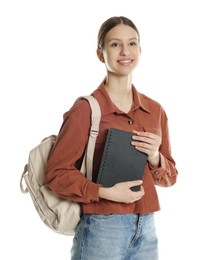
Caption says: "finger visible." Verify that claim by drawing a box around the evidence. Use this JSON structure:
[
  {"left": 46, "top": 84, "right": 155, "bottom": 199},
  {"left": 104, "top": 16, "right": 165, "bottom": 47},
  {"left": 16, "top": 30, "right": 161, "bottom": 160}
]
[
  {"left": 131, "top": 187, "right": 145, "bottom": 202},
  {"left": 140, "top": 185, "right": 145, "bottom": 194},
  {"left": 132, "top": 140, "right": 152, "bottom": 148},
  {"left": 132, "top": 129, "right": 138, "bottom": 134},
  {"left": 127, "top": 180, "right": 143, "bottom": 187},
  {"left": 134, "top": 146, "right": 151, "bottom": 154},
  {"left": 132, "top": 131, "right": 158, "bottom": 140},
  {"left": 132, "top": 136, "right": 155, "bottom": 145}
]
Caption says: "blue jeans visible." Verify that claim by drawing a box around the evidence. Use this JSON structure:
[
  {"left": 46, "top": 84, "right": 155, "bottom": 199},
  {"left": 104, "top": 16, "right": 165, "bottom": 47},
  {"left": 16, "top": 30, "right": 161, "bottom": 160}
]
[{"left": 71, "top": 213, "right": 158, "bottom": 260}]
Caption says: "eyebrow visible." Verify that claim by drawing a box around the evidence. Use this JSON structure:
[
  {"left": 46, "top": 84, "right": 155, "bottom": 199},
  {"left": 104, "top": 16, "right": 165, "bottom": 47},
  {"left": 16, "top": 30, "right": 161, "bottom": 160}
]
[{"left": 106, "top": 37, "right": 139, "bottom": 43}]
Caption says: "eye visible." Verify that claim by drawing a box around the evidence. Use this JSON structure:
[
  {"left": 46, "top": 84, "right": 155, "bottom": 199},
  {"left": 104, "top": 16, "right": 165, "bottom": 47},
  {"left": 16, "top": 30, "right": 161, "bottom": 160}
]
[
  {"left": 111, "top": 42, "right": 121, "bottom": 47},
  {"left": 129, "top": 41, "right": 138, "bottom": 46}
]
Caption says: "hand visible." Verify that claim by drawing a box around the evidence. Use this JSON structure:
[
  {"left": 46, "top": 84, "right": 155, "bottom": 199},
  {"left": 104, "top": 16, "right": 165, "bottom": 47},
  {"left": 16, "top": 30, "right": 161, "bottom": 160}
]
[
  {"left": 131, "top": 130, "right": 161, "bottom": 168},
  {"left": 99, "top": 180, "right": 145, "bottom": 203}
]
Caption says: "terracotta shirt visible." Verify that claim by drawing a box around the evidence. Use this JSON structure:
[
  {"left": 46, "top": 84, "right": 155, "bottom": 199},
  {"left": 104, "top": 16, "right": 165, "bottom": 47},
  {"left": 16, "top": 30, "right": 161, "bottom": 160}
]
[{"left": 45, "top": 82, "right": 178, "bottom": 214}]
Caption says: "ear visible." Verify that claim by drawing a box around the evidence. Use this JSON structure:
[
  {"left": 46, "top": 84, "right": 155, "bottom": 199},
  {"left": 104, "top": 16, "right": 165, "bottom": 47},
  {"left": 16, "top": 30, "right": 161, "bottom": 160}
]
[{"left": 96, "top": 49, "right": 105, "bottom": 63}]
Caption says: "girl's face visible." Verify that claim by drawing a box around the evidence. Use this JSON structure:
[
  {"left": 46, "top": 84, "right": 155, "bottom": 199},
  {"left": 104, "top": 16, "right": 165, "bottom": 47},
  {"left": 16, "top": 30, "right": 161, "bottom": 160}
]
[{"left": 100, "top": 24, "right": 141, "bottom": 77}]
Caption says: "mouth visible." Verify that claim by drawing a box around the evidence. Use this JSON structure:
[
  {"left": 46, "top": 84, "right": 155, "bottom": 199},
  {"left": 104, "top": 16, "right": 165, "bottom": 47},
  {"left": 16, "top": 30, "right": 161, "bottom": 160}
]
[{"left": 117, "top": 59, "right": 133, "bottom": 66}]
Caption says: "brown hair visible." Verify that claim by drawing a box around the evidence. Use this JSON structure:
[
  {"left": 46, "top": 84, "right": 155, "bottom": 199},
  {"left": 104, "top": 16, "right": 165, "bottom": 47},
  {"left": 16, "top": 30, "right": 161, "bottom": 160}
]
[{"left": 97, "top": 16, "right": 140, "bottom": 51}]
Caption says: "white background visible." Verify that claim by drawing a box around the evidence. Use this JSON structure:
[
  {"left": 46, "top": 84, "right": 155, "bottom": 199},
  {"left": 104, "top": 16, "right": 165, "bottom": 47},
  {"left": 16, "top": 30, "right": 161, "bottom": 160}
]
[{"left": 1, "top": 0, "right": 200, "bottom": 259}]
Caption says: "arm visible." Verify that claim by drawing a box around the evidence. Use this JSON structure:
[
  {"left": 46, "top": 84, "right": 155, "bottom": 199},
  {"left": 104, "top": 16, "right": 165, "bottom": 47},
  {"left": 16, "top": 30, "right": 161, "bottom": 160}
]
[
  {"left": 132, "top": 112, "right": 178, "bottom": 187},
  {"left": 45, "top": 99, "right": 101, "bottom": 203},
  {"left": 99, "top": 180, "right": 145, "bottom": 203}
]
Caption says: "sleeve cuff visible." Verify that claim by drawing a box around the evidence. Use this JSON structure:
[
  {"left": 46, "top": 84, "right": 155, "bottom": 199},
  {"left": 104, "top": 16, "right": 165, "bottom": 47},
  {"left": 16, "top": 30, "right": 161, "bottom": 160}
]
[
  {"left": 148, "top": 153, "right": 168, "bottom": 179},
  {"left": 86, "top": 181, "right": 102, "bottom": 203}
]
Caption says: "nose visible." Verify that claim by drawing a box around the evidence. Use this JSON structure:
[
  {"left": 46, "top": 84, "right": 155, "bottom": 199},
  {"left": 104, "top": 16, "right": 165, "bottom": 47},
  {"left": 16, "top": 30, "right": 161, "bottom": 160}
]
[{"left": 120, "top": 44, "right": 130, "bottom": 56}]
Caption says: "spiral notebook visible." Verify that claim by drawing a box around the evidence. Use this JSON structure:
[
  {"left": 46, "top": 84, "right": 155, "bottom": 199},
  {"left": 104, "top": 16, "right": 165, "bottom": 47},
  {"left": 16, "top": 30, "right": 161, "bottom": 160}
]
[{"left": 96, "top": 128, "right": 147, "bottom": 191}]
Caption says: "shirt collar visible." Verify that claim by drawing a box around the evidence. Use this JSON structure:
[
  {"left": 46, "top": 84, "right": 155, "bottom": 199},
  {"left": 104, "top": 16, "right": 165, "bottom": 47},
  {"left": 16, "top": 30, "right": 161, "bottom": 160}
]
[
  {"left": 132, "top": 86, "right": 151, "bottom": 114},
  {"left": 92, "top": 81, "right": 151, "bottom": 116}
]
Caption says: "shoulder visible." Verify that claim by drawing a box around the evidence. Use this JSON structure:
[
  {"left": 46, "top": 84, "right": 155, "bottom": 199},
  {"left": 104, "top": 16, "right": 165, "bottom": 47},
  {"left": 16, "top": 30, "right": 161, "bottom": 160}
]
[
  {"left": 64, "top": 97, "right": 92, "bottom": 120},
  {"left": 138, "top": 91, "right": 166, "bottom": 115},
  {"left": 73, "top": 96, "right": 93, "bottom": 111}
]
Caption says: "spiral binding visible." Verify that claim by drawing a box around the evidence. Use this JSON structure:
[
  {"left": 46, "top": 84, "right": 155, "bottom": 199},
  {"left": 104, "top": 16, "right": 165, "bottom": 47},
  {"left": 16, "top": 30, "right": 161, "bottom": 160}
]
[{"left": 96, "top": 129, "right": 113, "bottom": 184}]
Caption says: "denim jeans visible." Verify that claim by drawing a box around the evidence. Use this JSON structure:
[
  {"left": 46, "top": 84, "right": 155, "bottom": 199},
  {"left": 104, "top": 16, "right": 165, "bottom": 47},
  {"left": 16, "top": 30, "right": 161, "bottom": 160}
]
[{"left": 71, "top": 213, "right": 158, "bottom": 260}]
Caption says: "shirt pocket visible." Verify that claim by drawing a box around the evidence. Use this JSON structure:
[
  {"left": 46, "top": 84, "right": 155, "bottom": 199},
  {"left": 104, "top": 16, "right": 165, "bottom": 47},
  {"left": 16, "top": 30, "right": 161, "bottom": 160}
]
[{"left": 142, "top": 125, "right": 162, "bottom": 137}]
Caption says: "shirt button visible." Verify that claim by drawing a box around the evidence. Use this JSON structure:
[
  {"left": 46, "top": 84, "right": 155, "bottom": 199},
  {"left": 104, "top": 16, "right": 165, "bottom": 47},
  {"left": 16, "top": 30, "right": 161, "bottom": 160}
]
[
  {"left": 128, "top": 119, "right": 133, "bottom": 125},
  {"left": 154, "top": 171, "right": 159, "bottom": 175}
]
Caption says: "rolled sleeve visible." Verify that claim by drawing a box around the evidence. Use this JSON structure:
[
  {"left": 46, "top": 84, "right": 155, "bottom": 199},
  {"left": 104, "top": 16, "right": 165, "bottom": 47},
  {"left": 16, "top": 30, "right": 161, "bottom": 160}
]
[
  {"left": 86, "top": 181, "right": 101, "bottom": 203},
  {"left": 149, "top": 153, "right": 177, "bottom": 187}
]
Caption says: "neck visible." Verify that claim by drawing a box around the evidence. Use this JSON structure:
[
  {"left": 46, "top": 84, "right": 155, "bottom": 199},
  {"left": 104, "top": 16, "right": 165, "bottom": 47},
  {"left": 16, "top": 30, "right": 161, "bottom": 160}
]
[
  {"left": 104, "top": 75, "right": 133, "bottom": 97},
  {"left": 104, "top": 76, "right": 134, "bottom": 113}
]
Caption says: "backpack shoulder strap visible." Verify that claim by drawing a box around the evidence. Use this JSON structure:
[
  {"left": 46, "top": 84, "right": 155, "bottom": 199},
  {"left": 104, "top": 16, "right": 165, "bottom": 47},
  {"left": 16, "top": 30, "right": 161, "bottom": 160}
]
[{"left": 78, "top": 95, "right": 101, "bottom": 180}]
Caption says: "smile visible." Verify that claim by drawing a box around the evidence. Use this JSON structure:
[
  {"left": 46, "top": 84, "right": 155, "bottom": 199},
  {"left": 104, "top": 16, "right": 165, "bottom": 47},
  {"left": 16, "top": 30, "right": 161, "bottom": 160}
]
[{"left": 117, "top": 59, "right": 133, "bottom": 65}]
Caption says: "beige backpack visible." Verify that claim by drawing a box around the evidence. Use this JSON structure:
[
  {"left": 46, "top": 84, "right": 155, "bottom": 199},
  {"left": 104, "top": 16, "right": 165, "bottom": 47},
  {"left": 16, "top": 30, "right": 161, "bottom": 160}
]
[{"left": 20, "top": 96, "right": 101, "bottom": 235}]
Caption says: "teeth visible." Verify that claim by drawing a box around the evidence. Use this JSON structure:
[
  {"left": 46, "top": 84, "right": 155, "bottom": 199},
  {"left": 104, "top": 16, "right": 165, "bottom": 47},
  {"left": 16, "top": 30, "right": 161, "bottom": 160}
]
[{"left": 119, "top": 60, "right": 132, "bottom": 64}]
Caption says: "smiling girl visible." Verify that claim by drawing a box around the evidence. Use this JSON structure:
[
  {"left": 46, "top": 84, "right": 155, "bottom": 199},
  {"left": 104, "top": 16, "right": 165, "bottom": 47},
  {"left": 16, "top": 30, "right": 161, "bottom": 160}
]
[{"left": 45, "top": 16, "right": 178, "bottom": 260}]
